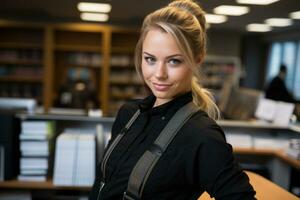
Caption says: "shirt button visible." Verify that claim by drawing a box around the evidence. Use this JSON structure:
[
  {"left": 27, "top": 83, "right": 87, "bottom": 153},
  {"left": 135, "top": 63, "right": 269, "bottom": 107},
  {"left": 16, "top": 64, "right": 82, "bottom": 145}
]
[{"left": 161, "top": 116, "right": 165, "bottom": 120}]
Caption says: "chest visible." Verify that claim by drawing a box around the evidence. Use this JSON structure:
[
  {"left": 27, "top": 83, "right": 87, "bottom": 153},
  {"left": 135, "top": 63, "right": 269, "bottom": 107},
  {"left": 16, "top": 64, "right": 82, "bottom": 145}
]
[{"left": 105, "top": 113, "right": 190, "bottom": 190}]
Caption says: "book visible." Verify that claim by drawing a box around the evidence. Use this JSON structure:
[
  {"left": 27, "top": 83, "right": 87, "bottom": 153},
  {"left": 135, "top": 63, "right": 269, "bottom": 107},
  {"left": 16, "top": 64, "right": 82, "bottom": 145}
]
[{"left": 17, "top": 175, "right": 46, "bottom": 182}]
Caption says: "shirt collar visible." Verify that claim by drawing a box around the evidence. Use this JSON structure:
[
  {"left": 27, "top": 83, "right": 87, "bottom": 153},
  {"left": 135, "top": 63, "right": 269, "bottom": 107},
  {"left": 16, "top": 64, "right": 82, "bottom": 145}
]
[{"left": 137, "top": 91, "right": 193, "bottom": 116}]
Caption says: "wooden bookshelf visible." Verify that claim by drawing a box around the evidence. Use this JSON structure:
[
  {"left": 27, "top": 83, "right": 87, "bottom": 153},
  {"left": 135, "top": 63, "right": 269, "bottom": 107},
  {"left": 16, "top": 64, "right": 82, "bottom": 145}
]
[
  {"left": 0, "top": 21, "right": 241, "bottom": 116},
  {"left": 0, "top": 25, "right": 45, "bottom": 105}
]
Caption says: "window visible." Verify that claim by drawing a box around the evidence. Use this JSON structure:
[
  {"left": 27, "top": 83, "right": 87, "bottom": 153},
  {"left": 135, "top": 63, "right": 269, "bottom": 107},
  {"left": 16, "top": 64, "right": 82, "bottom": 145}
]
[{"left": 266, "top": 41, "right": 300, "bottom": 100}]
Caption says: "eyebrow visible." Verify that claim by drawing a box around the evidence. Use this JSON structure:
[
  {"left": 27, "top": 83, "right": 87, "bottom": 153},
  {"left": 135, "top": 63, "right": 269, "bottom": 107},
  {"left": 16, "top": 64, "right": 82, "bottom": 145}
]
[{"left": 143, "top": 52, "right": 183, "bottom": 59}]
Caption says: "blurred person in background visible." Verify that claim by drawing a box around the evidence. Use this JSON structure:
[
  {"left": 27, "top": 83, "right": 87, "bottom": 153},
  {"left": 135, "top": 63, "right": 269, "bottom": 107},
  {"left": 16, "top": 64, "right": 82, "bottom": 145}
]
[{"left": 265, "top": 64, "right": 295, "bottom": 103}]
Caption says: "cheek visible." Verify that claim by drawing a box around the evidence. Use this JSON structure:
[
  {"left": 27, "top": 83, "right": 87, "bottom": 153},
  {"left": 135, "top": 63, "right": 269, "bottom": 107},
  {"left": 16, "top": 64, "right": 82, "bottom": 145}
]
[
  {"left": 170, "top": 67, "right": 192, "bottom": 82},
  {"left": 141, "top": 62, "right": 153, "bottom": 80}
]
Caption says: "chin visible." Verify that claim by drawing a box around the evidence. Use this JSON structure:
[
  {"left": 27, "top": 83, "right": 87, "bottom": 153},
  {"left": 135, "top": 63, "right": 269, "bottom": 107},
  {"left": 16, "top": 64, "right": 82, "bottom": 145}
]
[{"left": 152, "top": 90, "right": 173, "bottom": 99}]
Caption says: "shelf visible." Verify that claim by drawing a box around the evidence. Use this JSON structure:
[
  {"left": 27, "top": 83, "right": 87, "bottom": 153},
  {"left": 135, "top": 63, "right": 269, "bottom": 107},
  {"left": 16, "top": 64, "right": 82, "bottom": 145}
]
[
  {"left": 111, "top": 46, "right": 135, "bottom": 53},
  {"left": 0, "top": 179, "right": 90, "bottom": 191},
  {"left": 0, "top": 76, "right": 43, "bottom": 83},
  {"left": 234, "top": 147, "right": 300, "bottom": 170},
  {"left": 0, "top": 42, "right": 42, "bottom": 49},
  {"left": 55, "top": 45, "right": 102, "bottom": 53},
  {"left": 111, "top": 93, "right": 135, "bottom": 99},
  {"left": 0, "top": 60, "right": 42, "bottom": 65},
  {"left": 110, "top": 65, "right": 135, "bottom": 70},
  {"left": 17, "top": 111, "right": 114, "bottom": 123},
  {"left": 60, "top": 63, "right": 102, "bottom": 69},
  {"left": 217, "top": 120, "right": 292, "bottom": 130},
  {"left": 110, "top": 80, "right": 143, "bottom": 86}
]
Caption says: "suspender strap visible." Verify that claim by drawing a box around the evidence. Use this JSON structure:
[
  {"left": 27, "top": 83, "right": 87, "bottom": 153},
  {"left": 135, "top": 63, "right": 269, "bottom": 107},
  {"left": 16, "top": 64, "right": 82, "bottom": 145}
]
[
  {"left": 101, "top": 109, "right": 141, "bottom": 180},
  {"left": 124, "top": 102, "right": 199, "bottom": 200}
]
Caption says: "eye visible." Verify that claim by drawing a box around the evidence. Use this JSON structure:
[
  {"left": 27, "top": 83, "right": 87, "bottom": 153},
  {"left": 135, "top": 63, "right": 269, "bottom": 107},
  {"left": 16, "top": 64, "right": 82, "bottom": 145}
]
[
  {"left": 144, "top": 56, "right": 156, "bottom": 65},
  {"left": 168, "top": 58, "right": 182, "bottom": 66}
]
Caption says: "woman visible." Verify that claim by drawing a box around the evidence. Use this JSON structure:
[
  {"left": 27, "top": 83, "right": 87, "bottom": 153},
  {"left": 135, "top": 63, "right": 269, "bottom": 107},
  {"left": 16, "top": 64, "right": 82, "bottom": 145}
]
[{"left": 90, "top": 0, "right": 256, "bottom": 199}]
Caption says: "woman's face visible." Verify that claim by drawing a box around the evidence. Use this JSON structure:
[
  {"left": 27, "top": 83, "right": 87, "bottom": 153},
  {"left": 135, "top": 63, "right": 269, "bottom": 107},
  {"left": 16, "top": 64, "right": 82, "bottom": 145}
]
[{"left": 141, "top": 28, "right": 192, "bottom": 107}]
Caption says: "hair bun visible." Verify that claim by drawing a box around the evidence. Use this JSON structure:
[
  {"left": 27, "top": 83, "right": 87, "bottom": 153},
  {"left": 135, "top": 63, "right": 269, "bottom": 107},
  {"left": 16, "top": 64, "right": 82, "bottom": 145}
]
[{"left": 168, "top": 0, "right": 206, "bottom": 30}]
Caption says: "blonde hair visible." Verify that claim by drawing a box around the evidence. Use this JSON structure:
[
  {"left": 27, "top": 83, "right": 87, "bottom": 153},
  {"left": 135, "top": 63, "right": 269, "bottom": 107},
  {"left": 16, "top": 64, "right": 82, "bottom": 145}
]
[{"left": 134, "top": 0, "right": 220, "bottom": 120}]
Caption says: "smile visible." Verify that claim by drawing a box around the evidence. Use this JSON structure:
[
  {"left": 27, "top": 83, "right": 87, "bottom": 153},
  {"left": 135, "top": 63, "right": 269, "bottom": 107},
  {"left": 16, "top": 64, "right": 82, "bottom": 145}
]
[{"left": 152, "top": 82, "right": 172, "bottom": 91}]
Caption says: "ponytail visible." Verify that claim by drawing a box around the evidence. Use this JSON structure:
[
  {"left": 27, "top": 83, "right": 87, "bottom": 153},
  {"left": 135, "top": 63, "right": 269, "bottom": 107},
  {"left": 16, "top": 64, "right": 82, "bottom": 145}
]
[{"left": 191, "top": 76, "right": 220, "bottom": 120}]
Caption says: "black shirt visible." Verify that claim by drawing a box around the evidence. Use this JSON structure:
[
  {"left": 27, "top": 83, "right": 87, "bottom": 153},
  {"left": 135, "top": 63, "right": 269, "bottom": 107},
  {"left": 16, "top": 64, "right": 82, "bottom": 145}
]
[{"left": 90, "top": 92, "right": 256, "bottom": 200}]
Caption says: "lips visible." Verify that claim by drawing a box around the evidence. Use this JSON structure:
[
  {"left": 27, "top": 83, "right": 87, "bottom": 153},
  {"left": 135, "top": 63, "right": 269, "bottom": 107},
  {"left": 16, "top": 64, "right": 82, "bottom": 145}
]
[{"left": 152, "top": 82, "right": 172, "bottom": 91}]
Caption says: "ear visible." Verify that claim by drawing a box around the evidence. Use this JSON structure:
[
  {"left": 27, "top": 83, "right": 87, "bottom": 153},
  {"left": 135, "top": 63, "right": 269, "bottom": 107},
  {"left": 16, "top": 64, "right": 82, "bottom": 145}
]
[{"left": 195, "top": 55, "right": 203, "bottom": 65}]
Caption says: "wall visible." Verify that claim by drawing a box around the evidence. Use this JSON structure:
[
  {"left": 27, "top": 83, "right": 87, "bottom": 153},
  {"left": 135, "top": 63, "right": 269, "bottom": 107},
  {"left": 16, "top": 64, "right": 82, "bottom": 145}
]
[
  {"left": 206, "top": 29, "right": 242, "bottom": 57},
  {"left": 240, "top": 34, "right": 269, "bottom": 90}
]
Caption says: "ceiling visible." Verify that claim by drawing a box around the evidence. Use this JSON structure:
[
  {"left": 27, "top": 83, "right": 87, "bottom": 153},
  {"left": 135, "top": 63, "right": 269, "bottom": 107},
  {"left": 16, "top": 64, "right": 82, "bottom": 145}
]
[{"left": 0, "top": 0, "right": 300, "bottom": 33}]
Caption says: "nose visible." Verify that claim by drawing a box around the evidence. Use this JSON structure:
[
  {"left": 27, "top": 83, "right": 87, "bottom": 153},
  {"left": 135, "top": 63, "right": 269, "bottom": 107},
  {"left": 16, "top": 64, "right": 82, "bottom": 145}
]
[{"left": 155, "top": 61, "right": 168, "bottom": 79}]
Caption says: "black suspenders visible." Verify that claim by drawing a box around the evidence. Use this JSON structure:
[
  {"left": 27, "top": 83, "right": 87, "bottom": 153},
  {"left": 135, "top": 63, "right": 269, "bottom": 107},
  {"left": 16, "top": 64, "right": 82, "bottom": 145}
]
[{"left": 97, "top": 102, "right": 199, "bottom": 200}]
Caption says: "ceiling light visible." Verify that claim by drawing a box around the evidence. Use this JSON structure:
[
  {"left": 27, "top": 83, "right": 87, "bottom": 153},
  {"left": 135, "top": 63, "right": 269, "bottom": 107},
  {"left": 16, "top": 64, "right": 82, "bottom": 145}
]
[
  {"left": 236, "top": 0, "right": 280, "bottom": 5},
  {"left": 78, "top": 2, "right": 111, "bottom": 13},
  {"left": 290, "top": 11, "right": 300, "bottom": 19},
  {"left": 265, "top": 18, "right": 293, "bottom": 27},
  {"left": 246, "top": 24, "right": 272, "bottom": 32},
  {"left": 80, "top": 13, "right": 109, "bottom": 22},
  {"left": 205, "top": 14, "right": 228, "bottom": 24},
  {"left": 213, "top": 5, "right": 249, "bottom": 16}
]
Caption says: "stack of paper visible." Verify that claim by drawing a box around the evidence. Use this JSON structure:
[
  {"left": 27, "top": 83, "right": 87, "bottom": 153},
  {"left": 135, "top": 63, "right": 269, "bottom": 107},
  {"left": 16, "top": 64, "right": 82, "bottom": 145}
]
[
  {"left": 255, "top": 98, "right": 295, "bottom": 126},
  {"left": 18, "top": 120, "right": 55, "bottom": 182},
  {"left": 75, "top": 134, "right": 95, "bottom": 186},
  {"left": 286, "top": 139, "right": 300, "bottom": 160},
  {"left": 253, "top": 137, "right": 289, "bottom": 150},
  {"left": 53, "top": 132, "right": 95, "bottom": 186},
  {"left": 53, "top": 133, "right": 77, "bottom": 186}
]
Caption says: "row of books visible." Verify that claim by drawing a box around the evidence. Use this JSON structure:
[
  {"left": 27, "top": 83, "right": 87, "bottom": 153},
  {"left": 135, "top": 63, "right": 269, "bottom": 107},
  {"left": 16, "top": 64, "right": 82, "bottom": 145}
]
[
  {"left": 0, "top": 49, "right": 42, "bottom": 62},
  {"left": 18, "top": 120, "right": 55, "bottom": 182}
]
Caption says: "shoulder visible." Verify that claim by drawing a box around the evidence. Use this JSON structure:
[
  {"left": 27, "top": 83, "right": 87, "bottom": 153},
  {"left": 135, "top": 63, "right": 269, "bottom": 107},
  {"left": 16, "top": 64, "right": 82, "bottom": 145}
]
[
  {"left": 117, "top": 99, "right": 141, "bottom": 119},
  {"left": 183, "top": 110, "right": 226, "bottom": 143},
  {"left": 110, "top": 99, "right": 141, "bottom": 137}
]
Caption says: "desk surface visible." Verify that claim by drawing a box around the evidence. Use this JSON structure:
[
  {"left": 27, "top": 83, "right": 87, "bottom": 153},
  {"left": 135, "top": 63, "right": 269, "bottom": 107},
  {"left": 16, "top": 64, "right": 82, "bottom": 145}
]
[
  {"left": 234, "top": 147, "right": 300, "bottom": 170},
  {"left": 199, "top": 171, "right": 299, "bottom": 200}
]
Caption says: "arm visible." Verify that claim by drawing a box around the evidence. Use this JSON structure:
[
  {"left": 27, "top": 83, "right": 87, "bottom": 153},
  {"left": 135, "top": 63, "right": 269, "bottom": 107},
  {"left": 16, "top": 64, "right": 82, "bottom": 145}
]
[{"left": 193, "top": 124, "right": 256, "bottom": 200}]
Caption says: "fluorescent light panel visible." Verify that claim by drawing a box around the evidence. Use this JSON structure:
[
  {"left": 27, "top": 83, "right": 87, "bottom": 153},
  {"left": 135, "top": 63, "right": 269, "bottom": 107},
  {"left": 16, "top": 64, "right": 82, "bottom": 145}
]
[
  {"left": 236, "top": 0, "right": 280, "bottom": 5},
  {"left": 78, "top": 2, "right": 111, "bottom": 13},
  {"left": 290, "top": 11, "right": 300, "bottom": 19},
  {"left": 246, "top": 23, "right": 272, "bottom": 32},
  {"left": 265, "top": 18, "right": 293, "bottom": 27},
  {"left": 214, "top": 5, "right": 249, "bottom": 16},
  {"left": 80, "top": 13, "right": 109, "bottom": 22},
  {"left": 205, "top": 14, "right": 228, "bottom": 24}
]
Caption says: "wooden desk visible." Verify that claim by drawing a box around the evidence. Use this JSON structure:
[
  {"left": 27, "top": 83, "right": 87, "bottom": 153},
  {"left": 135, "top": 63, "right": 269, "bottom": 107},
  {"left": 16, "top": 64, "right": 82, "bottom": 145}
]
[
  {"left": 234, "top": 147, "right": 300, "bottom": 170},
  {"left": 198, "top": 171, "right": 299, "bottom": 200}
]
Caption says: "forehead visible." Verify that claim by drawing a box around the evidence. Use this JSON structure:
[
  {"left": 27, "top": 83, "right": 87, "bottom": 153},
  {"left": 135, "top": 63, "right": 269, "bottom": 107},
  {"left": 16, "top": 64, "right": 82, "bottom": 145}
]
[{"left": 142, "top": 28, "right": 182, "bottom": 56}]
